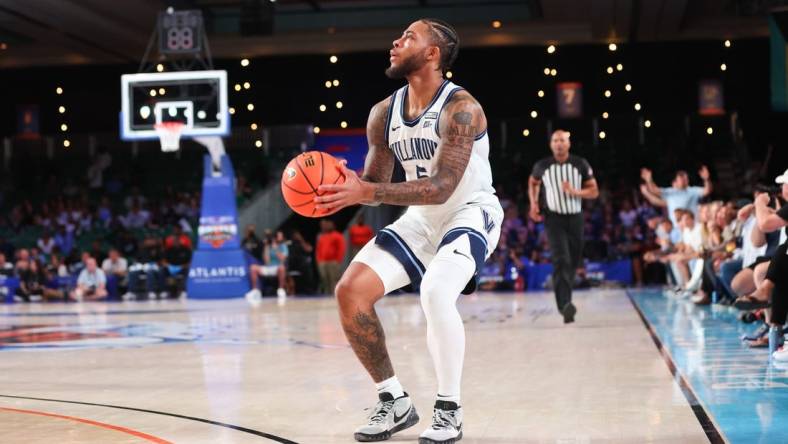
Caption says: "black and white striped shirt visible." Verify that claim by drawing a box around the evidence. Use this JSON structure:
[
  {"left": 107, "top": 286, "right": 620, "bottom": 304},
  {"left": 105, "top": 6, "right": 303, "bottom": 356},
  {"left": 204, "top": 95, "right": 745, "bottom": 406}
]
[{"left": 531, "top": 155, "right": 594, "bottom": 215}]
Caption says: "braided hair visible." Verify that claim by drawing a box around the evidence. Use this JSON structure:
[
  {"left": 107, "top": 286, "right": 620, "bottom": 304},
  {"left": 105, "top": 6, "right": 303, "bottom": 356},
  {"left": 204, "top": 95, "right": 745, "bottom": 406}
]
[{"left": 420, "top": 18, "right": 459, "bottom": 76}]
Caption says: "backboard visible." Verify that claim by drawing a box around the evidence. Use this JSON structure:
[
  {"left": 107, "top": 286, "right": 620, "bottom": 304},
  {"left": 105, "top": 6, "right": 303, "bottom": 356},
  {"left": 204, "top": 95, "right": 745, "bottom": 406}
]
[{"left": 120, "top": 70, "right": 229, "bottom": 141}]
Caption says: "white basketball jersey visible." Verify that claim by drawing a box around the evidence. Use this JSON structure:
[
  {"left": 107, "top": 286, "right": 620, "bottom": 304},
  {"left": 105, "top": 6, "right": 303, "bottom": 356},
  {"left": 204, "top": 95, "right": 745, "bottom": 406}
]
[{"left": 385, "top": 80, "right": 501, "bottom": 219}]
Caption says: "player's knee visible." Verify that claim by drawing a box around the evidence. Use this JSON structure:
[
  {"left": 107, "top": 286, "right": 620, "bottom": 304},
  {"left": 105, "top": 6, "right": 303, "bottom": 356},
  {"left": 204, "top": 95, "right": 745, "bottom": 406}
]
[
  {"left": 419, "top": 274, "right": 442, "bottom": 312},
  {"left": 335, "top": 277, "right": 367, "bottom": 310}
]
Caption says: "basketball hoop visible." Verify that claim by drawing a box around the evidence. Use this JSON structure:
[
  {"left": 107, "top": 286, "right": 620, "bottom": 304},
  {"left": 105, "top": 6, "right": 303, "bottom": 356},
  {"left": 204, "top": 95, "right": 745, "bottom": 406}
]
[{"left": 155, "top": 122, "right": 184, "bottom": 152}]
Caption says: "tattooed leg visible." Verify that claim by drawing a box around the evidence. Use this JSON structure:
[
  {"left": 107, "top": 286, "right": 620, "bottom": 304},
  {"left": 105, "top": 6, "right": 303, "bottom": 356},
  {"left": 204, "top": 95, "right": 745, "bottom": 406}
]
[{"left": 335, "top": 262, "right": 393, "bottom": 382}]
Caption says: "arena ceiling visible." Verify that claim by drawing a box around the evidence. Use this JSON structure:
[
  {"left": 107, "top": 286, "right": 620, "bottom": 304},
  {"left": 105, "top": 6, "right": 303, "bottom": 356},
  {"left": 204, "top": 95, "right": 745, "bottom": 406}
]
[{"left": 0, "top": 0, "right": 780, "bottom": 68}]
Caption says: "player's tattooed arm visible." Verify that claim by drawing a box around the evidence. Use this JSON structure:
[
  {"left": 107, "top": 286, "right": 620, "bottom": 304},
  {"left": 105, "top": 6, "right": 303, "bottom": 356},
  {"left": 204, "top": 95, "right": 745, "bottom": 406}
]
[
  {"left": 361, "top": 97, "right": 395, "bottom": 185},
  {"left": 367, "top": 91, "right": 485, "bottom": 206}
]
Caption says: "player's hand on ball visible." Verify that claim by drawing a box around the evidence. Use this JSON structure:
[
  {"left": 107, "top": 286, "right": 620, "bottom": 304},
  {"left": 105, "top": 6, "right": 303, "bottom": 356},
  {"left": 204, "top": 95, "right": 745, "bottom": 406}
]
[{"left": 315, "top": 160, "right": 372, "bottom": 214}]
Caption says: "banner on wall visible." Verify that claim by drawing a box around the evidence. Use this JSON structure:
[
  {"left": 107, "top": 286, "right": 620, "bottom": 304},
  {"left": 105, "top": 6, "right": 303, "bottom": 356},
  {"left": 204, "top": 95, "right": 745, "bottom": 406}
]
[
  {"left": 556, "top": 82, "right": 583, "bottom": 118},
  {"left": 698, "top": 80, "right": 725, "bottom": 116},
  {"left": 313, "top": 129, "right": 367, "bottom": 172},
  {"left": 16, "top": 105, "right": 39, "bottom": 139},
  {"left": 187, "top": 154, "right": 250, "bottom": 299}
]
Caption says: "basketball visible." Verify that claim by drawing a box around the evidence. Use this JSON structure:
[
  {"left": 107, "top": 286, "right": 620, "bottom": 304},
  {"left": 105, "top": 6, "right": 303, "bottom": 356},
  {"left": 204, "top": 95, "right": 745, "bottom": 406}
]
[{"left": 281, "top": 151, "right": 346, "bottom": 217}]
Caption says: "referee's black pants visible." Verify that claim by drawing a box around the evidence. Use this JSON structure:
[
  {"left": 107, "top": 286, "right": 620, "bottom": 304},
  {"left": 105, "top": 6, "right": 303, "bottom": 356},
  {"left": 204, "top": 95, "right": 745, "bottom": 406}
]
[
  {"left": 544, "top": 212, "right": 584, "bottom": 311},
  {"left": 767, "top": 241, "right": 788, "bottom": 325}
]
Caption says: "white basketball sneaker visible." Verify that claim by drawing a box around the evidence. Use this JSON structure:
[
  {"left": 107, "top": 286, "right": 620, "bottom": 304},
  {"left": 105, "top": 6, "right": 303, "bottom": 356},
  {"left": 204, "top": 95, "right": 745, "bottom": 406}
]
[
  {"left": 354, "top": 392, "right": 419, "bottom": 442},
  {"left": 245, "top": 288, "right": 262, "bottom": 304},
  {"left": 419, "top": 401, "right": 463, "bottom": 444}
]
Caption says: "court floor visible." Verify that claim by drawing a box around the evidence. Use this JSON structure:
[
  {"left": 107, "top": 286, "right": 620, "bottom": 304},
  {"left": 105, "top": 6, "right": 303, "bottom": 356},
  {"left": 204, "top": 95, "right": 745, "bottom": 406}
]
[{"left": 0, "top": 289, "right": 712, "bottom": 443}]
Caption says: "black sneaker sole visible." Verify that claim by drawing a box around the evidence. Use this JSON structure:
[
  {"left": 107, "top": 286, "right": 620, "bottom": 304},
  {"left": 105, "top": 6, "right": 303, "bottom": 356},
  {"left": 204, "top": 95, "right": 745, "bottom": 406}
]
[
  {"left": 562, "top": 303, "right": 576, "bottom": 324},
  {"left": 418, "top": 430, "right": 463, "bottom": 444},
  {"left": 354, "top": 407, "right": 419, "bottom": 442}
]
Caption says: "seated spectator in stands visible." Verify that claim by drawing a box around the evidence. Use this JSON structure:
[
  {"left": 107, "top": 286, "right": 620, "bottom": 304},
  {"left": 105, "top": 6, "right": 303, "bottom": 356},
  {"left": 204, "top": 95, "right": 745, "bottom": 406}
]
[
  {"left": 96, "top": 196, "right": 112, "bottom": 227},
  {"left": 349, "top": 215, "right": 374, "bottom": 258},
  {"left": 316, "top": 219, "right": 346, "bottom": 295},
  {"left": 245, "top": 231, "right": 289, "bottom": 300},
  {"left": 54, "top": 225, "right": 75, "bottom": 259},
  {"left": 89, "top": 240, "right": 106, "bottom": 265},
  {"left": 126, "top": 236, "right": 162, "bottom": 300},
  {"left": 102, "top": 248, "right": 128, "bottom": 294},
  {"left": 165, "top": 225, "right": 193, "bottom": 250},
  {"left": 70, "top": 258, "right": 108, "bottom": 301},
  {"left": 242, "top": 225, "right": 263, "bottom": 259},
  {"left": 14, "top": 260, "right": 44, "bottom": 303},
  {"left": 716, "top": 200, "right": 766, "bottom": 302},
  {"left": 15, "top": 248, "right": 31, "bottom": 270},
  {"left": 122, "top": 203, "right": 151, "bottom": 229},
  {"left": 40, "top": 253, "right": 67, "bottom": 301},
  {"left": 0, "top": 253, "right": 14, "bottom": 277},
  {"left": 640, "top": 166, "right": 712, "bottom": 224},
  {"left": 36, "top": 231, "right": 56, "bottom": 258},
  {"left": 124, "top": 186, "right": 147, "bottom": 210},
  {"left": 69, "top": 251, "right": 91, "bottom": 276},
  {"left": 0, "top": 236, "right": 14, "bottom": 260},
  {"left": 160, "top": 235, "right": 192, "bottom": 299},
  {"left": 665, "top": 210, "right": 704, "bottom": 290},
  {"left": 114, "top": 228, "right": 139, "bottom": 259},
  {"left": 618, "top": 200, "right": 638, "bottom": 228}
]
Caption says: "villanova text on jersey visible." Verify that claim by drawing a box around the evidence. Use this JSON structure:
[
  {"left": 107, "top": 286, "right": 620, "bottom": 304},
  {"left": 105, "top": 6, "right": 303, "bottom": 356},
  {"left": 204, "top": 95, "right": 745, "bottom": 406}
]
[{"left": 389, "top": 138, "right": 438, "bottom": 163}]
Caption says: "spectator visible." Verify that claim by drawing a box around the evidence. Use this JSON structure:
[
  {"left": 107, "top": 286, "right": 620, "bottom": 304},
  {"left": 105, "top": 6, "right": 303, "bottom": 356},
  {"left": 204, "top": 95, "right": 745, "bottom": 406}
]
[
  {"left": 14, "top": 260, "right": 44, "bottom": 303},
  {"left": 102, "top": 248, "right": 129, "bottom": 293},
  {"left": 640, "top": 166, "right": 712, "bottom": 225},
  {"left": 37, "top": 231, "right": 55, "bottom": 257},
  {"left": 348, "top": 215, "right": 374, "bottom": 258},
  {"left": 165, "top": 225, "right": 193, "bottom": 250},
  {"left": 71, "top": 257, "right": 108, "bottom": 301},
  {"left": 160, "top": 235, "right": 192, "bottom": 299},
  {"left": 123, "top": 203, "right": 150, "bottom": 229},
  {"left": 618, "top": 200, "right": 638, "bottom": 228},
  {"left": 0, "top": 252, "right": 13, "bottom": 277},
  {"left": 245, "top": 231, "right": 289, "bottom": 300},
  {"left": 96, "top": 196, "right": 113, "bottom": 227},
  {"left": 54, "top": 225, "right": 75, "bottom": 257},
  {"left": 241, "top": 225, "right": 263, "bottom": 259},
  {"left": 315, "top": 219, "right": 346, "bottom": 294},
  {"left": 286, "top": 230, "right": 315, "bottom": 294},
  {"left": 114, "top": 228, "right": 139, "bottom": 259},
  {"left": 0, "top": 236, "right": 14, "bottom": 260},
  {"left": 124, "top": 186, "right": 147, "bottom": 210},
  {"left": 89, "top": 240, "right": 106, "bottom": 265},
  {"left": 126, "top": 236, "right": 162, "bottom": 300}
]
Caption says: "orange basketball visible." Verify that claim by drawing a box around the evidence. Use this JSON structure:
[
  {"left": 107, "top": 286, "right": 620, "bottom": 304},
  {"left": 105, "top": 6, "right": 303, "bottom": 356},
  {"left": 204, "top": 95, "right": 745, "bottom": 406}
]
[{"left": 281, "top": 151, "right": 346, "bottom": 217}]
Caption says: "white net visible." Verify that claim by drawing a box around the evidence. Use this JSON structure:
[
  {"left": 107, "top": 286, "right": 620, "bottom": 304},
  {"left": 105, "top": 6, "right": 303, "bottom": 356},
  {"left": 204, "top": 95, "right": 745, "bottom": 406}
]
[{"left": 155, "top": 122, "right": 184, "bottom": 152}]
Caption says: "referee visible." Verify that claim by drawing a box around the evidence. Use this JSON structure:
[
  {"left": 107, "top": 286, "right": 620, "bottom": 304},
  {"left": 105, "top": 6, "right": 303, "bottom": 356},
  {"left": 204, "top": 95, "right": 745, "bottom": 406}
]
[{"left": 528, "top": 130, "right": 599, "bottom": 323}]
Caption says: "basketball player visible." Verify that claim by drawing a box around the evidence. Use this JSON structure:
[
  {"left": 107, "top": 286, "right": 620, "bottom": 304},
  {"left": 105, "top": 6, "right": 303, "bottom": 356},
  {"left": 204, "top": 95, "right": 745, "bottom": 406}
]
[
  {"left": 528, "top": 130, "right": 598, "bottom": 323},
  {"left": 314, "top": 19, "right": 502, "bottom": 444}
]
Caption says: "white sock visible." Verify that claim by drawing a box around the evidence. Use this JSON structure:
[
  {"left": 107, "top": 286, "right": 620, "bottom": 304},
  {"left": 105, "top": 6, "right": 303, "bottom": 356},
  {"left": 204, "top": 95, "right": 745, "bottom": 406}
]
[
  {"left": 420, "top": 235, "right": 477, "bottom": 406},
  {"left": 375, "top": 375, "right": 404, "bottom": 398}
]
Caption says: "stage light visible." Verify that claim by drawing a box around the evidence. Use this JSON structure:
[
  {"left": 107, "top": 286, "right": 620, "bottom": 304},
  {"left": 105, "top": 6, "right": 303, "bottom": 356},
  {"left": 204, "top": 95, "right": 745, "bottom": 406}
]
[
  {"left": 156, "top": 64, "right": 164, "bottom": 72},
  {"left": 330, "top": 55, "right": 338, "bottom": 63},
  {"left": 319, "top": 104, "right": 327, "bottom": 112},
  {"left": 255, "top": 140, "right": 263, "bottom": 148},
  {"left": 608, "top": 43, "right": 617, "bottom": 51},
  {"left": 241, "top": 58, "right": 250, "bottom": 67},
  {"left": 602, "top": 112, "right": 609, "bottom": 119},
  {"left": 60, "top": 124, "right": 68, "bottom": 131},
  {"left": 313, "top": 126, "right": 321, "bottom": 134},
  {"left": 720, "top": 63, "right": 727, "bottom": 71},
  {"left": 550, "top": 69, "right": 557, "bottom": 76},
  {"left": 634, "top": 103, "right": 641, "bottom": 111},
  {"left": 645, "top": 120, "right": 652, "bottom": 128},
  {"left": 537, "top": 90, "right": 544, "bottom": 98},
  {"left": 724, "top": 39, "right": 731, "bottom": 48},
  {"left": 140, "top": 106, "right": 151, "bottom": 119},
  {"left": 234, "top": 84, "right": 242, "bottom": 91},
  {"left": 492, "top": 20, "right": 502, "bottom": 29},
  {"left": 616, "top": 63, "right": 623, "bottom": 71},
  {"left": 325, "top": 81, "right": 332, "bottom": 88},
  {"left": 336, "top": 101, "right": 343, "bottom": 109},
  {"left": 544, "top": 67, "right": 550, "bottom": 75},
  {"left": 250, "top": 123, "right": 258, "bottom": 130},
  {"left": 522, "top": 129, "right": 530, "bottom": 137},
  {"left": 604, "top": 90, "right": 612, "bottom": 98},
  {"left": 149, "top": 89, "right": 157, "bottom": 97},
  {"left": 333, "top": 79, "right": 339, "bottom": 87},
  {"left": 341, "top": 121, "right": 348, "bottom": 128},
  {"left": 168, "top": 106, "right": 177, "bottom": 117},
  {"left": 547, "top": 45, "right": 556, "bottom": 54},
  {"left": 247, "top": 103, "right": 254, "bottom": 111},
  {"left": 599, "top": 131, "right": 606, "bottom": 139},
  {"left": 58, "top": 106, "right": 66, "bottom": 113},
  {"left": 446, "top": 71, "right": 453, "bottom": 79},
  {"left": 243, "top": 82, "right": 251, "bottom": 89},
  {"left": 63, "top": 139, "right": 71, "bottom": 147},
  {"left": 625, "top": 84, "right": 632, "bottom": 91},
  {"left": 229, "top": 107, "right": 236, "bottom": 115},
  {"left": 158, "top": 88, "right": 166, "bottom": 95},
  {"left": 530, "top": 110, "right": 538, "bottom": 118},
  {"left": 706, "top": 127, "right": 713, "bottom": 135},
  {"left": 56, "top": 87, "right": 63, "bottom": 95},
  {"left": 607, "top": 66, "right": 614, "bottom": 74}
]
